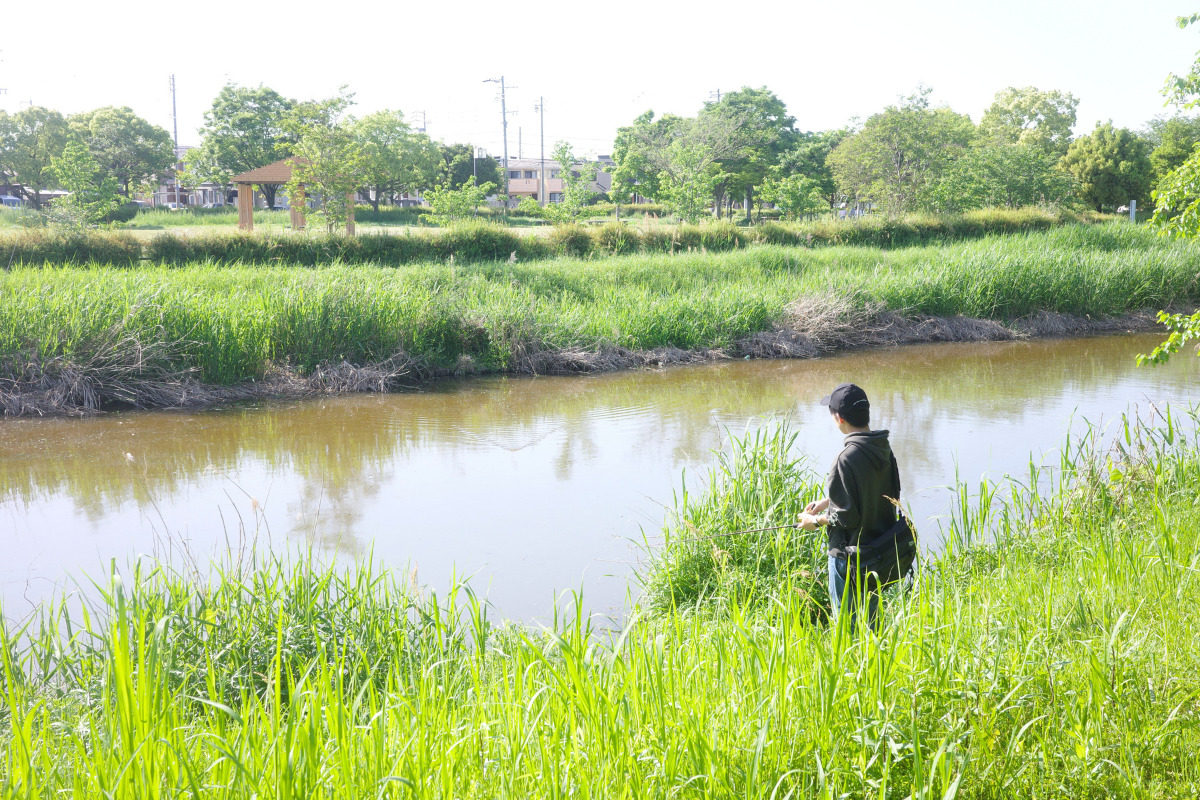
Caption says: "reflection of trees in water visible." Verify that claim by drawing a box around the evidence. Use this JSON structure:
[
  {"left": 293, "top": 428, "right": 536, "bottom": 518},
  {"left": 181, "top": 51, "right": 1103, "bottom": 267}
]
[{"left": 1, "top": 334, "right": 1191, "bottom": 536}]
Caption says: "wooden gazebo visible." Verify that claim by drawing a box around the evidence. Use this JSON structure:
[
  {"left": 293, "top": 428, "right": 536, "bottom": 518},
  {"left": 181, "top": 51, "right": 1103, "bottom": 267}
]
[{"left": 230, "top": 158, "right": 356, "bottom": 234}]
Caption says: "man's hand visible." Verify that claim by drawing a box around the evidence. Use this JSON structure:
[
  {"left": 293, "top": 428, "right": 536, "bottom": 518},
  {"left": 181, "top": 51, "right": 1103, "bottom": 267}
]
[
  {"left": 804, "top": 497, "right": 830, "bottom": 515},
  {"left": 797, "top": 512, "right": 826, "bottom": 531}
]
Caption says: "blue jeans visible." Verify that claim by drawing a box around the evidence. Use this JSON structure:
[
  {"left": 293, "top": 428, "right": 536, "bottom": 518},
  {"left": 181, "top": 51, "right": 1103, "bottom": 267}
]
[{"left": 828, "top": 555, "right": 879, "bottom": 632}]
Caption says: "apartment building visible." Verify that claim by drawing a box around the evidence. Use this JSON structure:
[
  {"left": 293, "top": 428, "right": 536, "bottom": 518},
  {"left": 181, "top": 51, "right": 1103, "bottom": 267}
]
[{"left": 502, "top": 157, "right": 612, "bottom": 204}]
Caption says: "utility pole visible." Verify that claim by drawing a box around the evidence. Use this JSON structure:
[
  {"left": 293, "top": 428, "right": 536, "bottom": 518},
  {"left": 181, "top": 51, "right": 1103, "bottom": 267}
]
[
  {"left": 484, "top": 76, "right": 513, "bottom": 205},
  {"left": 709, "top": 89, "right": 722, "bottom": 103},
  {"left": 169, "top": 74, "right": 181, "bottom": 205},
  {"left": 518, "top": 127, "right": 522, "bottom": 160},
  {"left": 535, "top": 97, "right": 546, "bottom": 206}
]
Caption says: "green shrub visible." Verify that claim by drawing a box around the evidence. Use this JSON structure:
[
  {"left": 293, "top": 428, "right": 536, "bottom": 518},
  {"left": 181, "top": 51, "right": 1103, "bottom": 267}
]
[
  {"left": 546, "top": 224, "right": 594, "bottom": 258},
  {"left": 428, "top": 222, "right": 519, "bottom": 263},
  {"left": 104, "top": 202, "right": 141, "bottom": 224},
  {"left": 756, "top": 222, "right": 806, "bottom": 247},
  {"left": 1, "top": 229, "right": 141, "bottom": 266},
  {"left": 700, "top": 222, "right": 749, "bottom": 251},
  {"left": 592, "top": 222, "right": 642, "bottom": 256}
]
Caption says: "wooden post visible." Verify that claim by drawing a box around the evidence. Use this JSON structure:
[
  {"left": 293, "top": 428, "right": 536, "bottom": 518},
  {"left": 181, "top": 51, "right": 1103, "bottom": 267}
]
[
  {"left": 345, "top": 191, "right": 355, "bottom": 235},
  {"left": 290, "top": 184, "right": 306, "bottom": 231},
  {"left": 237, "top": 183, "right": 254, "bottom": 231}
]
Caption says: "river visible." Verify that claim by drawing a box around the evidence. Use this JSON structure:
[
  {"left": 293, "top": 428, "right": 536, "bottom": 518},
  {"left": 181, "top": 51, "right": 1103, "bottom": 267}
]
[{"left": 1, "top": 333, "right": 1195, "bottom": 621}]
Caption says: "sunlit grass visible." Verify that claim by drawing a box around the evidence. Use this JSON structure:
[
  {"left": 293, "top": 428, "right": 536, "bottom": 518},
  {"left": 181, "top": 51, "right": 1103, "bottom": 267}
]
[
  {"left": 2, "top": 409, "right": 1198, "bottom": 797},
  {"left": 0, "top": 224, "right": 1196, "bottom": 388}
]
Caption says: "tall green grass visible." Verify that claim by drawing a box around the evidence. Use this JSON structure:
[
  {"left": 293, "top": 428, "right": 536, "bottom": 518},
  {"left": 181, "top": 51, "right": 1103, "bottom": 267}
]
[
  {"left": 1, "top": 208, "right": 1118, "bottom": 267},
  {"left": 1, "top": 224, "right": 1196, "bottom": 389},
  {"left": 2, "top": 410, "right": 1198, "bottom": 797}
]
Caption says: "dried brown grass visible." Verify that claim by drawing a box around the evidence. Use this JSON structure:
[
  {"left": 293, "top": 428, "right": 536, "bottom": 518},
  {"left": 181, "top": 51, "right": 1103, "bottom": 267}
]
[{"left": 0, "top": 333, "right": 424, "bottom": 417}]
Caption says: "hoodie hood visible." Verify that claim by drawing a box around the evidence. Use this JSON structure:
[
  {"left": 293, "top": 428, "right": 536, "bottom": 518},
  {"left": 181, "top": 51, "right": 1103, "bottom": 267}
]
[{"left": 842, "top": 430, "right": 892, "bottom": 471}]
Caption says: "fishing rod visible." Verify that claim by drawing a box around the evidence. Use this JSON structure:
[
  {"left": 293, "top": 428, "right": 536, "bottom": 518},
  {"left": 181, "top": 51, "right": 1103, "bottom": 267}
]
[{"left": 676, "top": 522, "right": 800, "bottom": 543}]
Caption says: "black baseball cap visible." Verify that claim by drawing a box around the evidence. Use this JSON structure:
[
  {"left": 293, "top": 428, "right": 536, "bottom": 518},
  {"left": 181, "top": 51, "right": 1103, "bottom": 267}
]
[{"left": 820, "top": 383, "right": 869, "bottom": 417}]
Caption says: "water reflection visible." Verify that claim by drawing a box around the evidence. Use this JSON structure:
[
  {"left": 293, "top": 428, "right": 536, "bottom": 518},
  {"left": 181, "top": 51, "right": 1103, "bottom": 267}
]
[{"left": 1, "top": 334, "right": 1194, "bottom": 620}]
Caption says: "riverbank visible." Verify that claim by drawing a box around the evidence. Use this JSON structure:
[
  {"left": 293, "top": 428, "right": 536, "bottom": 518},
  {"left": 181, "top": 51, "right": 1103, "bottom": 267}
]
[
  {"left": 3, "top": 410, "right": 1198, "bottom": 796},
  {"left": 1, "top": 223, "right": 1196, "bottom": 415}
]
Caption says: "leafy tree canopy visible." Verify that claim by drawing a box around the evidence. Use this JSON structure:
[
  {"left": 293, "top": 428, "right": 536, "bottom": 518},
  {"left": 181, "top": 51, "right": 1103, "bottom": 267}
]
[
  {"left": 1151, "top": 16, "right": 1200, "bottom": 239},
  {"left": 68, "top": 106, "right": 174, "bottom": 197},
  {"left": 1144, "top": 114, "right": 1200, "bottom": 182},
  {"left": 704, "top": 87, "right": 797, "bottom": 219},
  {"left": 438, "top": 143, "right": 502, "bottom": 191},
  {"left": 935, "top": 144, "right": 1077, "bottom": 212},
  {"left": 776, "top": 129, "right": 849, "bottom": 209},
  {"left": 283, "top": 90, "right": 365, "bottom": 234},
  {"left": 979, "top": 86, "right": 1079, "bottom": 157},
  {"left": 49, "top": 139, "right": 121, "bottom": 226},
  {"left": 610, "top": 111, "right": 684, "bottom": 204},
  {"left": 0, "top": 107, "right": 70, "bottom": 208},
  {"left": 182, "top": 83, "right": 295, "bottom": 208},
  {"left": 354, "top": 110, "right": 442, "bottom": 211},
  {"left": 1060, "top": 121, "right": 1152, "bottom": 212},
  {"left": 828, "top": 86, "right": 975, "bottom": 214}
]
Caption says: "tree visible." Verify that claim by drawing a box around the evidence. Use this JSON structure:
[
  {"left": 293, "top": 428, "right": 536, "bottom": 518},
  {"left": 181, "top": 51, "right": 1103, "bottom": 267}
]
[
  {"left": 68, "top": 107, "right": 174, "bottom": 197},
  {"left": 424, "top": 181, "right": 496, "bottom": 223},
  {"left": 1152, "top": 15, "right": 1200, "bottom": 238},
  {"left": 828, "top": 87, "right": 975, "bottom": 214},
  {"left": 761, "top": 172, "right": 826, "bottom": 220},
  {"left": 610, "top": 111, "right": 683, "bottom": 205},
  {"left": 1137, "top": 310, "right": 1200, "bottom": 365},
  {"left": 776, "top": 129, "right": 848, "bottom": 211},
  {"left": 1060, "top": 122, "right": 1152, "bottom": 212},
  {"left": 354, "top": 110, "right": 442, "bottom": 211},
  {"left": 49, "top": 139, "right": 121, "bottom": 226},
  {"left": 438, "top": 143, "right": 502, "bottom": 190},
  {"left": 0, "top": 107, "right": 70, "bottom": 209},
  {"left": 656, "top": 131, "right": 728, "bottom": 223},
  {"left": 979, "top": 86, "right": 1079, "bottom": 157},
  {"left": 544, "top": 141, "right": 598, "bottom": 223},
  {"left": 283, "top": 91, "right": 365, "bottom": 234},
  {"left": 705, "top": 87, "right": 797, "bottom": 221},
  {"left": 1145, "top": 114, "right": 1200, "bottom": 183},
  {"left": 611, "top": 108, "right": 755, "bottom": 222},
  {"left": 182, "top": 83, "right": 295, "bottom": 209},
  {"left": 935, "top": 144, "right": 1077, "bottom": 211},
  {"left": 1144, "top": 14, "right": 1200, "bottom": 365}
]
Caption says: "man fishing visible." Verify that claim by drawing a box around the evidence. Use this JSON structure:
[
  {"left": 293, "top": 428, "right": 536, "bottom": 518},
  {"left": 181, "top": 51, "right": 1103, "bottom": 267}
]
[{"left": 796, "top": 383, "right": 902, "bottom": 631}]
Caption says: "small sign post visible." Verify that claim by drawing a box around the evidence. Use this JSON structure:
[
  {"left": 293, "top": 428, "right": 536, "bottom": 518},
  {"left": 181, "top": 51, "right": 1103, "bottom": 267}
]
[{"left": 1130, "top": 199, "right": 1136, "bottom": 223}]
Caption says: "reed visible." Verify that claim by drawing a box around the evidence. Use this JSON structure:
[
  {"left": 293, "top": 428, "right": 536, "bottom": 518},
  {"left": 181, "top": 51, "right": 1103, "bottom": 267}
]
[
  {"left": 1, "top": 224, "right": 1196, "bottom": 408},
  {"left": 1, "top": 208, "right": 1121, "bottom": 267},
  {"left": 2, "top": 410, "right": 1198, "bottom": 797}
]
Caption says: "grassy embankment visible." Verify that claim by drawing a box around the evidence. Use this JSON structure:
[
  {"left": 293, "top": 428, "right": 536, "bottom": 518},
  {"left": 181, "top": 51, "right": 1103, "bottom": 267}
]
[
  {"left": 0, "top": 222, "right": 1196, "bottom": 414},
  {"left": 2, "top": 408, "right": 1198, "bottom": 797},
  {"left": 1, "top": 207, "right": 1111, "bottom": 261}
]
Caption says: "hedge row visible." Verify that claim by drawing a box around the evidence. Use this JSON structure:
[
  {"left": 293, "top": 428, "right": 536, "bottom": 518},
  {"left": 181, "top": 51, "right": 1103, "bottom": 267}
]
[{"left": 1, "top": 209, "right": 1107, "bottom": 267}]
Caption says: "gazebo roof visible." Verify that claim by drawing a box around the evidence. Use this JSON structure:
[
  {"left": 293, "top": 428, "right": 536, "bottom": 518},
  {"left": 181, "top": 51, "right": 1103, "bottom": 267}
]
[{"left": 230, "top": 157, "right": 305, "bottom": 185}]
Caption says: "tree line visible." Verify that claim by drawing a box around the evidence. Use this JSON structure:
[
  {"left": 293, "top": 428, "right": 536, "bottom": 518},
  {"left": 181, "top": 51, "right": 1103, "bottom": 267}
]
[
  {"left": 610, "top": 84, "right": 1194, "bottom": 221},
  {"left": 0, "top": 105, "right": 176, "bottom": 218},
  {"left": 0, "top": 84, "right": 507, "bottom": 228},
  {"left": 6, "top": 74, "right": 1200, "bottom": 230}
]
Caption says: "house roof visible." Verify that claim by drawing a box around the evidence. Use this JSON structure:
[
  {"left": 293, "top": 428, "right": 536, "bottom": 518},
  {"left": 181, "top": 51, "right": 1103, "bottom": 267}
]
[{"left": 230, "top": 157, "right": 305, "bottom": 185}]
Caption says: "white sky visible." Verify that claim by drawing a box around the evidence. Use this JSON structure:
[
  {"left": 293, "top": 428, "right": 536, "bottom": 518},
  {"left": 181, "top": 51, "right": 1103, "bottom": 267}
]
[{"left": 3, "top": 0, "right": 1198, "bottom": 158}]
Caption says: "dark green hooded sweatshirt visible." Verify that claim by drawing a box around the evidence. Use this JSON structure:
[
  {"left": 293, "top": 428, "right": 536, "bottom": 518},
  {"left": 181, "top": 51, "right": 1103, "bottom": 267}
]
[{"left": 825, "top": 429, "right": 901, "bottom": 558}]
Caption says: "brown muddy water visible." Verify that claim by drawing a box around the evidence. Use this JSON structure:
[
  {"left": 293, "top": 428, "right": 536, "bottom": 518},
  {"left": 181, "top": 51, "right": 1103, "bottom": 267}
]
[{"left": 1, "top": 333, "right": 1195, "bottom": 621}]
